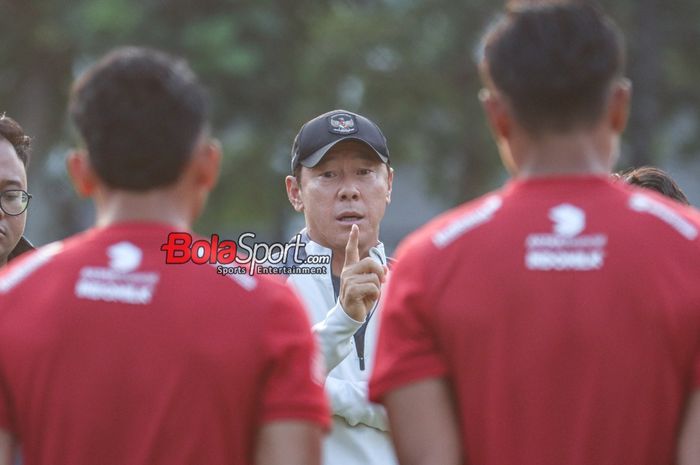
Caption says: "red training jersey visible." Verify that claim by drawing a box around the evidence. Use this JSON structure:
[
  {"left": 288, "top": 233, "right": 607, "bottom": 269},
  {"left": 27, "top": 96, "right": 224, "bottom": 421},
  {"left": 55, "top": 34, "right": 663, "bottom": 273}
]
[
  {"left": 370, "top": 176, "right": 700, "bottom": 465},
  {"left": 0, "top": 222, "right": 328, "bottom": 465}
]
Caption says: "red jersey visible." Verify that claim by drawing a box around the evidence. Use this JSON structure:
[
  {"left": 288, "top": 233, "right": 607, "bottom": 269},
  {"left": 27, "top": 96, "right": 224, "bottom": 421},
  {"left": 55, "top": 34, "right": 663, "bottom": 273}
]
[
  {"left": 0, "top": 222, "right": 328, "bottom": 465},
  {"left": 370, "top": 176, "right": 700, "bottom": 465}
]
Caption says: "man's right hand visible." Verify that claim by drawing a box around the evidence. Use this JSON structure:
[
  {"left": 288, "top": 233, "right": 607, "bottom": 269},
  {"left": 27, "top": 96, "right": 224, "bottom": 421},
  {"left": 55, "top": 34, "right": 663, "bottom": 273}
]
[{"left": 339, "top": 224, "right": 386, "bottom": 322}]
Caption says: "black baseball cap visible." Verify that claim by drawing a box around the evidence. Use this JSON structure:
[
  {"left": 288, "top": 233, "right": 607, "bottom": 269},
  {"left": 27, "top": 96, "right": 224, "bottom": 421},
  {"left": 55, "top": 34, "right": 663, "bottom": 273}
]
[{"left": 291, "top": 109, "right": 390, "bottom": 172}]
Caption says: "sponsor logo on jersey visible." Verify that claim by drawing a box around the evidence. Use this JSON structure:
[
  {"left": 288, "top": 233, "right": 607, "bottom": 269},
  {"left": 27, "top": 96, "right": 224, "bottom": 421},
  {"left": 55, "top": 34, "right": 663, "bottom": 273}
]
[
  {"left": 525, "top": 204, "right": 607, "bottom": 271},
  {"left": 75, "top": 242, "right": 160, "bottom": 305},
  {"left": 108, "top": 241, "right": 143, "bottom": 273}
]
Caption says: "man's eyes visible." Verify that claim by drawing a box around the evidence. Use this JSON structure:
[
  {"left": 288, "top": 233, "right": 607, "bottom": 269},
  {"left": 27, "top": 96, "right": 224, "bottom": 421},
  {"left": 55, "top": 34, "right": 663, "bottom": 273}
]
[{"left": 317, "top": 168, "right": 373, "bottom": 178}]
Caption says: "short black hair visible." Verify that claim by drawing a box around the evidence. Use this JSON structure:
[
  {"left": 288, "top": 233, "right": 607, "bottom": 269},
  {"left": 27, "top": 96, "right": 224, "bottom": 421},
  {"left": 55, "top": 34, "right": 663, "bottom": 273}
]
[
  {"left": 621, "top": 166, "right": 690, "bottom": 205},
  {"left": 69, "top": 47, "right": 209, "bottom": 191},
  {"left": 0, "top": 114, "right": 31, "bottom": 167},
  {"left": 293, "top": 164, "right": 302, "bottom": 184},
  {"left": 479, "top": 0, "right": 625, "bottom": 134}
]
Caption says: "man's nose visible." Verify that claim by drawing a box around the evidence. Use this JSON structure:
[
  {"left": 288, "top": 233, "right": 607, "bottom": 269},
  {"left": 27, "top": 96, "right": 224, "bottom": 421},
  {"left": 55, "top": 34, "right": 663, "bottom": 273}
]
[{"left": 338, "top": 178, "right": 360, "bottom": 201}]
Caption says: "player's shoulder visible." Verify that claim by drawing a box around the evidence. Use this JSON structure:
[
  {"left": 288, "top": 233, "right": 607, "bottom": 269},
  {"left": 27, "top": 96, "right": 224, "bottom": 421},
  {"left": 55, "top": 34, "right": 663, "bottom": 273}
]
[
  {"left": 410, "top": 191, "right": 504, "bottom": 251},
  {"left": 227, "top": 273, "right": 311, "bottom": 331},
  {"left": 619, "top": 183, "right": 700, "bottom": 241},
  {"left": 215, "top": 269, "right": 303, "bottom": 309},
  {"left": 391, "top": 191, "right": 504, "bottom": 268},
  {"left": 0, "top": 229, "right": 95, "bottom": 295}
]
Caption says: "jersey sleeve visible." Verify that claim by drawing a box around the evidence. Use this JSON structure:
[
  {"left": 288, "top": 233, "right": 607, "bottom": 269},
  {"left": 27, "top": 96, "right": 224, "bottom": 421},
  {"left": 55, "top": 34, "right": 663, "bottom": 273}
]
[
  {"left": 258, "top": 283, "right": 330, "bottom": 429},
  {"left": 369, "top": 234, "right": 449, "bottom": 404}
]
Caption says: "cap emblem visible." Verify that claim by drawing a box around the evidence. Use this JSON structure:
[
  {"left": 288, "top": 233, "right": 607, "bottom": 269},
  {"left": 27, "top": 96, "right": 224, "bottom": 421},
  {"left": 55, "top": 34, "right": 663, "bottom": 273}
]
[{"left": 328, "top": 113, "right": 358, "bottom": 134}]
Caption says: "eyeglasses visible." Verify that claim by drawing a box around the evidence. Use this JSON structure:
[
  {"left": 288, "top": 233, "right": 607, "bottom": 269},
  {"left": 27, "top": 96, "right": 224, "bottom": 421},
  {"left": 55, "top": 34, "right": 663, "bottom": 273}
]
[{"left": 0, "top": 189, "right": 32, "bottom": 216}]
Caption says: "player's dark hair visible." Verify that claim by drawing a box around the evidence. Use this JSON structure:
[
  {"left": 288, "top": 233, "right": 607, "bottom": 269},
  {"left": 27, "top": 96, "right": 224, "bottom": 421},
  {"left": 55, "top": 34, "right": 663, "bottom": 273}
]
[
  {"left": 69, "top": 47, "right": 209, "bottom": 191},
  {"left": 478, "top": 0, "right": 625, "bottom": 135},
  {"left": 621, "top": 166, "right": 690, "bottom": 205},
  {"left": 0, "top": 114, "right": 31, "bottom": 167}
]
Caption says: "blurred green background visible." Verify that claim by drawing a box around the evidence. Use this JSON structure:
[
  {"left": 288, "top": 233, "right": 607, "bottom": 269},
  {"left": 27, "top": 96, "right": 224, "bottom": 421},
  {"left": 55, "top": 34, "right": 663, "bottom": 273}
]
[{"left": 1, "top": 0, "right": 699, "bottom": 253}]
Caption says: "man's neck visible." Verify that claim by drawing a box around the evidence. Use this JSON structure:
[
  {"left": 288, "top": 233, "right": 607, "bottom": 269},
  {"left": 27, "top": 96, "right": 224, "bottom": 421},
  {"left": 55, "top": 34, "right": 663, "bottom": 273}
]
[
  {"left": 512, "top": 129, "right": 615, "bottom": 179},
  {"left": 93, "top": 190, "right": 192, "bottom": 230},
  {"left": 331, "top": 252, "right": 351, "bottom": 277}
]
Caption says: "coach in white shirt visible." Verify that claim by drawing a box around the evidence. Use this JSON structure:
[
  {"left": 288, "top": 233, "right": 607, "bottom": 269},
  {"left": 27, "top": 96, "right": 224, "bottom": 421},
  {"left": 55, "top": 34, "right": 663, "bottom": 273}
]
[{"left": 282, "top": 109, "right": 397, "bottom": 465}]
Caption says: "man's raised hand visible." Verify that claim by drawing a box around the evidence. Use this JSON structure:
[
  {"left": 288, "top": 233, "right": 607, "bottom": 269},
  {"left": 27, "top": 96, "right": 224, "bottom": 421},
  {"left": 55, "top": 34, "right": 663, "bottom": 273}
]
[{"left": 339, "top": 224, "right": 386, "bottom": 322}]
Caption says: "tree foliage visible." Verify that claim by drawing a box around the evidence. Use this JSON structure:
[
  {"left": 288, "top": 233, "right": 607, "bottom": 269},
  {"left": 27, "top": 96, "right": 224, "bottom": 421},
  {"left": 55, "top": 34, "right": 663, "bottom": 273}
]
[{"left": 0, "top": 0, "right": 698, "bottom": 244}]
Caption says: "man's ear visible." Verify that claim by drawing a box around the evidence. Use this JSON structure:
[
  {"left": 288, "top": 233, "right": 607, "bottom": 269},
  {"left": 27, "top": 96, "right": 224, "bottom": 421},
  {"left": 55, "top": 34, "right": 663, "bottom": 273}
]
[
  {"left": 66, "top": 150, "right": 97, "bottom": 197},
  {"left": 285, "top": 175, "right": 304, "bottom": 212},
  {"left": 385, "top": 166, "right": 394, "bottom": 204},
  {"left": 479, "top": 88, "right": 511, "bottom": 141},
  {"left": 608, "top": 78, "right": 632, "bottom": 134},
  {"left": 187, "top": 139, "right": 221, "bottom": 192}
]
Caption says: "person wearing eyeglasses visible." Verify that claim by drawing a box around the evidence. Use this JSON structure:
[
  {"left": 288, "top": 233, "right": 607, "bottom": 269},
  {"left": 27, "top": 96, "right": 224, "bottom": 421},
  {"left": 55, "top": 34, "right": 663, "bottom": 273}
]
[{"left": 0, "top": 114, "right": 33, "bottom": 268}]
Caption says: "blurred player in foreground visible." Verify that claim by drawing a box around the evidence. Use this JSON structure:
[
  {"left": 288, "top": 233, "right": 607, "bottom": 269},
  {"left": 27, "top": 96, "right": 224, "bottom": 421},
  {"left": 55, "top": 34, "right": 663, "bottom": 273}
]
[
  {"left": 369, "top": 2, "right": 700, "bottom": 465},
  {"left": 0, "top": 47, "right": 327, "bottom": 465}
]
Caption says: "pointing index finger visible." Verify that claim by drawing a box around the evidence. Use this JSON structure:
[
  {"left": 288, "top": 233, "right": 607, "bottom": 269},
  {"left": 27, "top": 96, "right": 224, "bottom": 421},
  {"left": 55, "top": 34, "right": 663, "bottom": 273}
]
[{"left": 344, "top": 224, "right": 360, "bottom": 268}]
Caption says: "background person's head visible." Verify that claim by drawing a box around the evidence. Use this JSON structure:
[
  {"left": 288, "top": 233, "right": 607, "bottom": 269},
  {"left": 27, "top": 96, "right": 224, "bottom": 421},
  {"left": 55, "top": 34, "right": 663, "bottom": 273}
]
[
  {"left": 620, "top": 166, "right": 690, "bottom": 205},
  {"left": 286, "top": 110, "right": 393, "bottom": 259},
  {"left": 0, "top": 114, "right": 32, "bottom": 266},
  {"left": 477, "top": 0, "right": 629, "bottom": 176},
  {"left": 67, "top": 47, "right": 220, "bottom": 227}
]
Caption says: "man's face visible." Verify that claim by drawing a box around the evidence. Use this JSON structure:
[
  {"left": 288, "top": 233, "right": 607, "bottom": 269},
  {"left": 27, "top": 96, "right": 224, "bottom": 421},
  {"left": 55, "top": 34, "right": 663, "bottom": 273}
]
[
  {"left": 0, "top": 138, "right": 27, "bottom": 265},
  {"left": 289, "top": 140, "right": 392, "bottom": 255}
]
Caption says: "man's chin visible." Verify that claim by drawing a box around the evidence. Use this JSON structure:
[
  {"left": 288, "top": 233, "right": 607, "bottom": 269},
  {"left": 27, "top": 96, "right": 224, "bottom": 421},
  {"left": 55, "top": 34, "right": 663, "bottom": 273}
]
[{"left": 0, "top": 235, "right": 18, "bottom": 253}]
